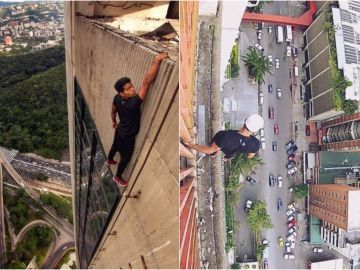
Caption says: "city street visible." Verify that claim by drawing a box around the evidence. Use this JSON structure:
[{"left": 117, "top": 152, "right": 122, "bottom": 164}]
[{"left": 223, "top": 2, "right": 347, "bottom": 267}]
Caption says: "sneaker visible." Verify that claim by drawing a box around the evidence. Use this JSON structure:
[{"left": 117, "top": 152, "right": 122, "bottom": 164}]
[
  {"left": 223, "top": 156, "right": 234, "bottom": 161},
  {"left": 112, "top": 176, "right": 128, "bottom": 187},
  {"left": 209, "top": 151, "right": 218, "bottom": 158},
  {"left": 105, "top": 160, "right": 117, "bottom": 165}
]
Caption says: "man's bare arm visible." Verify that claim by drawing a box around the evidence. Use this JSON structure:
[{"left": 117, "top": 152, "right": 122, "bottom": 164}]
[
  {"left": 138, "top": 52, "right": 168, "bottom": 101},
  {"left": 111, "top": 105, "right": 117, "bottom": 128}
]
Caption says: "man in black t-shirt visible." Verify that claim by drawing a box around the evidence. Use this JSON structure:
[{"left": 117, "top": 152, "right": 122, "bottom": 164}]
[
  {"left": 106, "top": 52, "right": 168, "bottom": 187},
  {"left": 184, "top": 114, "right": 264, "bottom": 160}
]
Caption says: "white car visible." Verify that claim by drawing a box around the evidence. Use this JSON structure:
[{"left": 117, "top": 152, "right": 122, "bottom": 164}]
[
  {"left": 259, "top": 92, "right": 264, "bottom": 104},
  {"left": 286, "top": 234, "right": 295, "bottom": 242},
  {"left": 286, "top": 246, "right": 291, "bottom": 253},
  {"left": 285, "top": 241, "right": 296, "bottom": 249},
  {"left": 257, "top": 31, "right": 262, "bottom": 40},
  {"left": 255, "top": 43, "right": 264, "bottom": 53},
  {"left": 278, "top": 176, "right": 283, "bottom": 188},
  {"left": 261, "top": 141, "right": 266, "bottom": 150},
  {"left": 288, "top": 227, "right": 296, "bottom": 234},
  {"left": 268, "top": 26, "right": 272, "bottom": 34},
  {"left": 276, "top": 88, "right": 282, "bottom": 98},
  {"left": 288, "top": 202, "right": 296, "bottom": 209},
  {"left": 261, "top": 137, "right": 266, "bottom": 142},
  {"left": 284, "top": 254, "right": 295, "bottom": 260},
  {"left": 275, "top": 58, "right": 280, "bottom": 69},
  {"left": 287, "top": 208, "right": 296, "bottom": 216},
  {"left": 288, "top": 167, "right": 298, "bottom": 175},
  {"left": 313, "top": 247, "right": 323, "bottom": 253},
  {"left": 286, "top": 46, "right": 292, "bottom": 57},
  {"left": 268, "top": 54, "right": 273, "bottom": 66},
  {"left": 287, "top": 215, "right": 295, "bottom": 222}
]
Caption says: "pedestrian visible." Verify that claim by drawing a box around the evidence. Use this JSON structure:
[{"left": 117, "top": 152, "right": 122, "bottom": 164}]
[
  {"left": 183, "top": 114, "right": 264, "bottom": 160},
  {"left": 106, "top": 52, "right": 169, "bottom": 186}
]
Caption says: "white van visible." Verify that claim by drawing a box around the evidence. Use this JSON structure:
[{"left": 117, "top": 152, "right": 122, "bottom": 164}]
[
  {"left": 286, "top": 25, "right": 292, "bottom": 42},
  {"left": 294, "top": 66, "right": 299, "bottom": 77},
  {"left": 259, "top": 92, "right": 264, "bottom": 104}
]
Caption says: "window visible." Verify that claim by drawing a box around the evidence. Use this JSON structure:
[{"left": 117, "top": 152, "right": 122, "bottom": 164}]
[{"left": 74, "top": 79, "right": 121, "bottom": 268}]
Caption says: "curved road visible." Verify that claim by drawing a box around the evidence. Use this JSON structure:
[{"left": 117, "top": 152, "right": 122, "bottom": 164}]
[
  {"left": 41, "top": 242, "right": 75, "bottom": 269},
  {"left": 13, "top": 219, "right": 53, "bottom": 248}
]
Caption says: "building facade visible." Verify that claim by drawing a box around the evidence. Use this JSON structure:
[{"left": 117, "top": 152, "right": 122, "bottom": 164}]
[
  {"left": 321, "top": 112, "right": 360, "bottom": 150},
  {"left": 64, "top": 2, "right": 179, "bottom": 268}
]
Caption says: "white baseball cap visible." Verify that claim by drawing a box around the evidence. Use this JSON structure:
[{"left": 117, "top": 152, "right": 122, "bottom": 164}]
[{"left": 245, "top": 114, "right": 264, "bottom": 132}]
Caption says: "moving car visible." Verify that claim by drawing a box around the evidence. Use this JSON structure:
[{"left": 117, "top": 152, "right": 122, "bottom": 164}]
[
  {"left": 268, "top": 84, "right": 273, "bottom": 93},
  {"left": 268, "top": 26, "right": 272, "bottom": 34},
  {"left": 255, "top": 43, "right": 264, "bottom": 53},
  {"left": 259, "top": 92, "right": 264, "bottom": 105},
  {"left": 269, "top": 174, "right": 275, "bottom": 187},
  {"left": 268, "top": 54, "right": 273, "bottom": 65},
  {"left": 260, "top": 128, "right": 265, "bottom": 137},
  {"left": 261, "top": 141, "right": 266, "bottom": 150},
  {"left": 272, "top": 141, "right": 277, "bottom": 151},
  {"left": 276, "top": 88, "right": 282, "bottom": 98},
  {"left": 244, "top": 200, "right": 253, "bottom": 213},
  {"left": 274, "top": 124, "right": 279, "bottom": 134},
  {"left": 269, "top": 106, "right": 274, "bottom": 119},
  {"left": 246, "top": 176, "right": 256, "bottom": 185},
  {"left": 284, "top": 253, "right": 295, "bottom": 260},
  {"left": 277, "top": 176, "right": 283, "bottom": 188},
  {"left": 313, "top": 247, "right": 323, "bottom": 253},
  {"left": 286, "top": 46, "right": 291, "bottom": 57},
  {"left": 288, "top": 167, "right": 298, "bottom": 175},
  {"left": 278, "top": 237, "right": 284, "bottom": 247},
  {"left": 275, "top": 58, "right": 280, "bottom": 69},
  {"left": 277, "top": 199, "right": 283, "bottom": 211}
]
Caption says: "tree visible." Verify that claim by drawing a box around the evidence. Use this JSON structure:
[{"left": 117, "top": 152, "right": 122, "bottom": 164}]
[
  {"left": 247, "top": 201, "right": 273, "bottom": 239},
  {"left": 343, "top": 100, "right": 357, "bottom": 115},
  {"left": 241, "top": 47, "right": 271, "bottom": 85},
  {"left": 293, "top": 184, "right": 309, "bottom": 199},
  {"left": 36, "top": 172, "right": 48, "bottom": 181}
]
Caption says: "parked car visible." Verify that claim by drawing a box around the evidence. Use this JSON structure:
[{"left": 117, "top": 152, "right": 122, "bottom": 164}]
[
  {"left": 286, "top": 246, "right": 291, "bottom": 253},
  {"left": 277, "top": 199, "right": 283, "bottom": 212},
  {"left": 286, "top": 241, "right": 296, "bottom": 249},
  {"left": 288, "top": 167, "right": 298, "bottom": 175},
  {"left": 269, "top": 106, "right": 274, "bottom": 119},
  {"left": 286, "top": 160, "right": 296, "bottom": 169},
  {"left": 275, "top": 58, "right": 280, "bottom": 69},
  {"left": 285, "top": 140, "right": 295, "bottom": 150},
  {"left": 268, "top": 26, "right": 272, "bottom": 34},
  {"left": 278, "top": 176, "right": 283, "bottom": 188},
  {"left": 246, "top": 176, "right": 256, "bottom": 185},
  {"left": 261, "top": 141, "right": 266, "bottom": 150},
  {"left": 255, "top": 43, "right": 264, "bottom": 53},
  {"left": 288, "top": 187, "right": 294, "bottom": 192},
  {"left": 269, "top": 174, "right": 275, "bottom": 187},
  {"left": 286, "top": 46, "right": 291, "bottom": 56},
  {"left": 287, "top": 215, "right": 295, "bottom": 222},
  {"left": 272, "top": 141, "right": 277, "bottom": 151},
  {"left": 286, "top": 208, "right": 296, "bottom": 216},
  {"left": 260, "top": 128, "right": 265, "bottom": 137},
  {"left": 288, "top": 227, "right": 296, "bottom": 234},
  {"left": 274, "top": 124, "right": 279, "bottom": 134},
  {"left": 268, "top": 84, "right": 273, "bottom": 93},
  {"left": 276, "top": 88, "right": 282, "bottom": 98},
  {"left": 257, "top": 31, "right": 262, "bottom": 40},
  {"left": 259, "top": 92, "right": 264, "bottom": 105},
  {"left": 288, "top": 219, "right": 297, "bottom": 226},
  {"left": 313, "top": 247, "right": 323, "bottom": 253},
  {"left": 278, "top": 237, "right": 284, "bottom": 247},
  {"left": 287, "top": 145, "right": 298, "bottom": 155},
  {"left": 284, "top": 253, "right": 295, "bottom": 260},
  {"left": 244, "top": 200, "right": 253, "bottom": 213},
  {"left": 288, "top": 153, "right": 295, "bottom": 161},
  {"left": 288, "top": 202, "right": 296, "bottom": 209},
  {"left": 268, "top": 54, "right": 273, "bottom": 64},
  {"left": 287, "top": 222, "right": 295, "bottom": 229},
  {"left": 261, "top": 137, "right": 266, "bottom": 143},
  {"left": 292, "top": 47, "right": 298, "bottom": 57}
]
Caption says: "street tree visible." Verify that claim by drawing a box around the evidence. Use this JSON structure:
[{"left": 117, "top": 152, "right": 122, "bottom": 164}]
[
  {"left": 247, "top": 201, "right": 273, "bottom": 240},
  {"left": 241, "top": 47, "right": 271, "bottom": 85},
  {"left": 293, "top": 184, "right": 309, "bottom": 199}
]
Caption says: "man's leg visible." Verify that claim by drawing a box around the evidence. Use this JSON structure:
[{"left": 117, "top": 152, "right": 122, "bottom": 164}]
[
  {"left": 113, "top": 135, "right": 135, "bottom": 186},
  {"left": 107, "top": 129, "right": 120, "bottom": 164}
]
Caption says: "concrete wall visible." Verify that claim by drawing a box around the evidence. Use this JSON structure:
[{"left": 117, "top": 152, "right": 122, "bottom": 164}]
[{"left": 66, "top": 4, "right": 179, "bottom": 268}]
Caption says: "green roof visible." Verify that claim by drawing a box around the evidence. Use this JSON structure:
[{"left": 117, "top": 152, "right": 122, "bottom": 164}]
[
  {"left": 319, "top": 151, "right": 360, "bottom": 184},
  {"left": 310, "top": 216, "right": 324, "bottom": 244}
]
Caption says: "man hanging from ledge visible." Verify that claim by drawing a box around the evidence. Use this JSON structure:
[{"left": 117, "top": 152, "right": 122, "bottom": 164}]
[
  {"left": 106, "top": 52, "right": 169, "bottom": 187},
  {"left": 184, "top": 114, "right": 264, "bottom": 160}
]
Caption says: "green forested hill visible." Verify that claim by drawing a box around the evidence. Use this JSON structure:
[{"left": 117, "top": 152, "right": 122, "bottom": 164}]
[
  {"left": 0, "top": 46, "right": 65, "bottom": 89},
  {"left": 0, "top": 63, "right": 68, "bottom": 159}
]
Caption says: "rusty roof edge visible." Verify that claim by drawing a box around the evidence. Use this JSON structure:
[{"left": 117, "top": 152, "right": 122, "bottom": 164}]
[{"left": 78, "top": 16, "right": 179, "bottom": 62}]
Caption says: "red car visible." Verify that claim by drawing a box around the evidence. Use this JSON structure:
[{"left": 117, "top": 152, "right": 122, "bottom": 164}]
[
  {"left": 288, "top": 153, "right": 295, "bottom": 160},
  {"left": 268, "top": 106, "right": 274, "bottom": 119},
  {"left": 274, "top": 124, "right": 279, "bottom": 134},
  {"left": 288, "top": 219, "right": 297, "bottom": 226},
  {"left": 287, "top": 222, "right": 295, "bottom": 229}
]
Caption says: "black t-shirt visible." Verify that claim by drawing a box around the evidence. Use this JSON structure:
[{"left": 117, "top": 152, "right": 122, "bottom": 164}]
[
  {"left": 212, "top": 130, "right": 260, "bottom": 158},
  {"left": 113, "top": 94, "right": 142, "bottom": 136}
]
